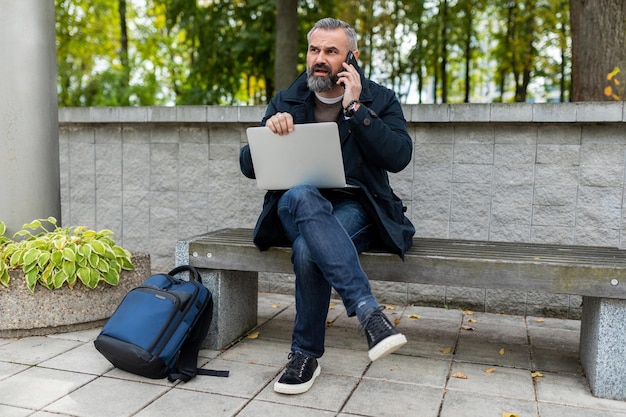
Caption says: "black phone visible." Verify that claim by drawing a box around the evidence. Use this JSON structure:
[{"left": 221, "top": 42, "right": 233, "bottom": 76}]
[
  {"left": 339, "top": 51, "right": 359, "bottom": 87},
  {"left": 344, "top": 51, "right": 359, "bottom": 71}
]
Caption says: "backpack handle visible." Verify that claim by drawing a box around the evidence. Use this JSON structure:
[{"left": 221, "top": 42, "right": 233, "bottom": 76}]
[{"left": 168, "top": 265, "right": 202, "bottom": 282}]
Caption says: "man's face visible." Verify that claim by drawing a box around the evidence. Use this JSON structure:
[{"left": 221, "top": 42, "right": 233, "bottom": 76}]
[{"left": 306, "top": 28, "right": 350, "bottom": 93}]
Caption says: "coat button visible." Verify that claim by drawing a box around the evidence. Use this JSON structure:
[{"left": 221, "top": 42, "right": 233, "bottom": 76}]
[{"left": 363, "top": 118, "right": 371, "bottom": 126}]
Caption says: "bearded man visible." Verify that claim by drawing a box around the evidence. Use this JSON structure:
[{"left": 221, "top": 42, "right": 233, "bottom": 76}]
[{"left": 239, "top": 17, "right": 415, "bottom": 395}]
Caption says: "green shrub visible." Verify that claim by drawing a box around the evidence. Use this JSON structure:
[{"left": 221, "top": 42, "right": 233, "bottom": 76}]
[{"left": 0, "top": 217, "right": 134, "bottom": 293}]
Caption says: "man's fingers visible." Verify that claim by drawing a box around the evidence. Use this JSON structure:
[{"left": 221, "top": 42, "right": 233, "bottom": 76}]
[{"left": 268, "top": 112, "right": 293, "bottom": 135}]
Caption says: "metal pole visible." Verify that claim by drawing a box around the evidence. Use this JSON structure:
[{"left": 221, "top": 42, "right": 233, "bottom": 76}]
[{"left": 0, "top": 0, "right": 60, "bottom": 234}]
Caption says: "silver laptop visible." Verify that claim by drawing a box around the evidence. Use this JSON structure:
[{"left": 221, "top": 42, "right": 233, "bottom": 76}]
[{"left": 246, "top": 122, "right": 349, "bottom": 190}]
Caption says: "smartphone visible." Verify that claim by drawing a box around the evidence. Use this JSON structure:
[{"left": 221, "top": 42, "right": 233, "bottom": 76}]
[
  {"left": 339, "top": 51, "right": 359, "bottom": 87},
  {"left": 343, "top": 51, "right": 359, "bottom": 71}
]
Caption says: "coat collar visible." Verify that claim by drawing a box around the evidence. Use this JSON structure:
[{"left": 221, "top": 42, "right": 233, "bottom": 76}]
[{"left": 280, "top": 71, "right": 373, "bottom": 105}]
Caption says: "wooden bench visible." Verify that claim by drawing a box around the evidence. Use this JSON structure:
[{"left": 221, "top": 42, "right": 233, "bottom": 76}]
[{"left": 176, "top": 227, "right": 626, "bottom": 401}]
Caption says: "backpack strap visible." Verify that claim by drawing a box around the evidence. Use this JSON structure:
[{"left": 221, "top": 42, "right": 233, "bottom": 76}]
[
  {"left": 168, "top": 265, "right": 202, "bottom": 282},
  {"left": 167, "top": 285, "right": 229, "bottom": 382}
]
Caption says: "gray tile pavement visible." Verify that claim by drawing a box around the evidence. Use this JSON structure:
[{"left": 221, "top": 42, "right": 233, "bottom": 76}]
[{"left": 2, "top": 292, "right": 626, "bottom": 416}]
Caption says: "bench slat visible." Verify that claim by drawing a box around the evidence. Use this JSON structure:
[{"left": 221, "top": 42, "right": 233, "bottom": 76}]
[{"left": 188, "top": 228, "right": 626, "bottom": 299}]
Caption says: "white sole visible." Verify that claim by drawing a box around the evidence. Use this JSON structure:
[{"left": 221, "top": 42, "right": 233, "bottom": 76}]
[
  {"left": 368, "top": 333, "right": 407, "bottom": 362},
  {"left": 273, "top": 363, "right": 321, "bottom": 395}
]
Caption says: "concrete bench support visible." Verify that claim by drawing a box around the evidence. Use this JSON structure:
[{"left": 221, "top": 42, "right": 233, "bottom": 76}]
[
  {"left": 580, "top": 297, "right": 626, "bottom": 400},
  {"left": 175, "top": 239, "right": 258, "bottom": 350},
  {"left": 178, "top": 228, "right": 626, "bottom": 401}
]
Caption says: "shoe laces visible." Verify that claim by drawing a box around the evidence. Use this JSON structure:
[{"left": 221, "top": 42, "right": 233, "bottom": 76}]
[
  {"left": 287, "top": 351, "right": 309, "bottom": 377},
  {"left": 358, "top": 305, "right": 390, "bottom": 336}
]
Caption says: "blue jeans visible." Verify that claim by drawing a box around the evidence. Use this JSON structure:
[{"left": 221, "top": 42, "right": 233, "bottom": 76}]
[{"left": 277, "top": 184, "right": 380, "bottom": 358}]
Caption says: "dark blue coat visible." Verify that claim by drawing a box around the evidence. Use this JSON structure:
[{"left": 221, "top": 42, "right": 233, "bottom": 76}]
[{"left": 240, "top": 71, "right": 415, "bottom": 258}]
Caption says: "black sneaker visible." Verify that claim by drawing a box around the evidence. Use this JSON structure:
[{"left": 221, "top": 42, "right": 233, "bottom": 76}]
[
  {"left": 359, "top": 306, "right": 407, "bottom": 361},
  {"left": 273, "top": 351, "right": 321, "bottom": 395}
]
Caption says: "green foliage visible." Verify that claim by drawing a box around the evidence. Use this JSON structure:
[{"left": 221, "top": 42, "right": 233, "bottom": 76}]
[
  {"left": 0, "top": 218, "right": 134, "bottom": 293},
  {"left": 55, "top": 0, "right": 573, "bottom": 105}
]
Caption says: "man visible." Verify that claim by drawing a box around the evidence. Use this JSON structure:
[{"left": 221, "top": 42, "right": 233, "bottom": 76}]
[{"left": 239, "top": 17, "right": 415, "bottom": 395}]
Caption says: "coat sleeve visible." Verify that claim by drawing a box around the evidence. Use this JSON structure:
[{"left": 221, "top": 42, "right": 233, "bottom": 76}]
[
  {"left": 348, "top": 88, "right": 412, "bottom": 173},
  {"left": 239, "top": 97, "right": 282, "bottom": 179}
]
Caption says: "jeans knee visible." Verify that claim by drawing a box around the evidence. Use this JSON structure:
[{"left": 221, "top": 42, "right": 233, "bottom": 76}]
[{"left": 280, "top": 184, "right": 319, "bottom": 206}]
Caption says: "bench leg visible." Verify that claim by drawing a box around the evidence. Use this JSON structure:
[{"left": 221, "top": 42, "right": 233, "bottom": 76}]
[
  {"left": 175, "top": 238, "right": 258, "bottom": 350},
  {"left": 197, "top": 269, "right": 258, "bottom": 350},
  {"left": 580, "top": 296, "right": 626, "bottom": 400}
]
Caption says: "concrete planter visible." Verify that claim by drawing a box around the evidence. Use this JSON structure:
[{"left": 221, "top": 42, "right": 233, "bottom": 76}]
[{"left": 0, "top": 253, "right": 150, "bottom": 337}]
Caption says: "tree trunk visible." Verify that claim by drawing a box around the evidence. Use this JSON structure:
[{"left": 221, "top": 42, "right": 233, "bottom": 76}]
[
  {"left": 118, "top": 0, "right": 130, "bottom": 105},
  {"left": 440, "top": 0, "right": 448, "bottom": 103},
  {"left": 570, "top": 0, "right": 626, "bottom": 101},
  {"left": 274, "top": 0, "right": 298, "bottom": 93}
]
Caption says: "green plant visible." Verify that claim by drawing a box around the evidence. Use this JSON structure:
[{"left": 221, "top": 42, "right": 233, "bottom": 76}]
[{"left": 0, "top": 217, "right": 134, "bottom": 293}]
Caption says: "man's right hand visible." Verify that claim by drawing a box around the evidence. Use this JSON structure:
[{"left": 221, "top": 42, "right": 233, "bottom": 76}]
[{"left": 266, "top": 112, "right": 294, "bottom": 136}]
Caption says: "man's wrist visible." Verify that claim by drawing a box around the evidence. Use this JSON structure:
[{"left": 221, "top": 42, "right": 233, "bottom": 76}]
[{"left": 343, "top": 100, "right": 361, "bottom": 117}]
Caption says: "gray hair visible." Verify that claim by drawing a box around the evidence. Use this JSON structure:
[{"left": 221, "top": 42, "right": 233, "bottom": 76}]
[{"left": 307, "top": 18, "right": 358, "bottom": 51}]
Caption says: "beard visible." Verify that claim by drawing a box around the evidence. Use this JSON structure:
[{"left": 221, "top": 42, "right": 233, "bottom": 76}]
[{"left": 306, "top": 63, "right": 339, "bottom": 93}]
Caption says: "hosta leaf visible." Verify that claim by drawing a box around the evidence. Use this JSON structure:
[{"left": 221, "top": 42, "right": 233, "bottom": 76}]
[
  {"left": 62, "top": 247, "right": 76, "bottom": 262},
  {"left": 0, "top": 265, "right": 9, "bottom": 287},
  {"left": 89, "top": 268, "right": 100, "bottom": 288},
  {"left": 103, "top": 246, "right": 117, "bottom": 260},
  {"left": 23, "top": 220, "right": 42, "bottom": 230},
  {"left": 9, "top": 250, "right": 23, "bottom": 267},
  {"left": 53, "top": 270, "right": 68, "bottom": 288},
  {"left": 78, "top": 244, "right": 92, "bottom": 259},
  {"left": 112, "top": 245, "right": 128, "bottom": 257},
  {"left": 121, "top": 257, "right": 134, "bottom": 270},
  {"left": 82, "top": 230, "right": 97, "bottom": 240},
  {"left": 25, "top": 270, "right": 39, "bottom": 293},
  {"left": 23, "top": 248, "right": 41, "bottom": 266},
  {"left": 97, "top": 258, "right": 110, "bottom": 273},
  {"left": 41, "top": 263, "right": 54, "bottom": 282},
  {"left": 38, "top": 252, "right": 51, "bottom": 268},
  {"left": 77, "top": 267, "right": 91, "bottom": 286},
  {"left": 90, "top": 240, "right": 105, "bottom": 255},
  {"left": 108, "top": 259, "right": 121, "bottom": 274},
  {"left": 102, "top": 269, "right": 119, "bottom": 285},
  {"left": 89, "top": 253, "right": 99, "bottom": 268},
  {"left": 51, "top": 250, "right": 63, "bottom": 266},
  {"left": 62, "top": 259, "right": 76, "bottom": 277}
]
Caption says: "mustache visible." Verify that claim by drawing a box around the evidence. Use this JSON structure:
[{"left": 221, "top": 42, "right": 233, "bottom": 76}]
[{"left": 309, "top": 63, "right": 333, "bottom": 74}]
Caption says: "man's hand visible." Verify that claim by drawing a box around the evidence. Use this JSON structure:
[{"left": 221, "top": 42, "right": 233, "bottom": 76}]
[
  {"left": 338, "top": 62, "right": 362, "bottom": 107},
  {"left": 266, "top": 112, "right": 294, "bottom": 136}
]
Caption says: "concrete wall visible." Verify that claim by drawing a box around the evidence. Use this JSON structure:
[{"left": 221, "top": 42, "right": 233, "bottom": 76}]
[{"left": 58, "top": 102, "right": 626, "bottom": 318}]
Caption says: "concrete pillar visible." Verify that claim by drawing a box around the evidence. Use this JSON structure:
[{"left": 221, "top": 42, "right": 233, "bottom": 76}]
[{"left": 0, "top": 0, "right": 60, "bottom": 234}]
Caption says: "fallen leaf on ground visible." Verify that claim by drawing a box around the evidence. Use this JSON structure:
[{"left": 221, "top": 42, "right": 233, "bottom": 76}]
[
  {"left": 467, "top": 318, "right": 477, "bottom": 323},
  {"left": 385, "top": 305, "right": 396, "bottom": 310},
  {"left": 484, "top": 368, "right": 496, "bottom": 373},
  {"left": 394, "top": 317, "right": 401, "bottom": 325},
  {"left": 247, "top": 331, "right": 260, "bottom": 339},
  {"left": 271, "top": 303, "right": 280, "bottom": 309},
  {"left": 329, "top": 302, "right": 335, "bottom": 310},
  {"left": 499, "top": 348, "right": 505, "bottom": 355},
  {"left": 536, "top": 317, "right": 545, "bottom": 323},
  {"left": 452, "top": 371, "right": 468, "bottom": 379},
  {"left": 503, "top": 413, "right": 519, "bottom": 417},
  {"left": 531, "top": 371, "right": 544, "bottom": 378},
  {"left": 326, "top": 321, "right": 333, "bottom": 328},
  {"left": 461, "top": 325, "right": 475, "bottom": 331},
  {"left": 440, "top": 347, "right": 452, "bottom": 354},
  {"left": 408, "top": 314, "right": 421, "bottom": 319},
  {"left": 462, "top": 310, "right": 474, "bottom": 315}
]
